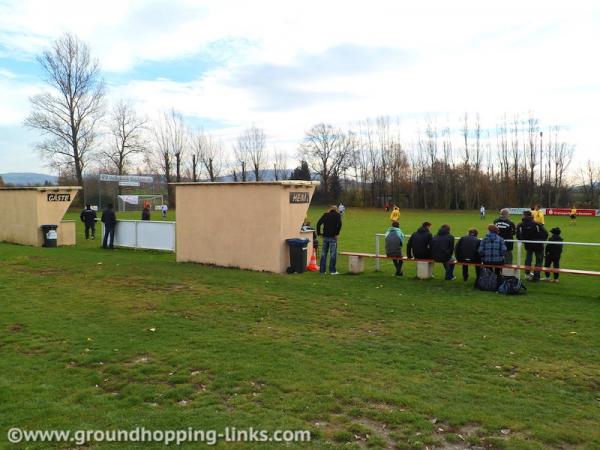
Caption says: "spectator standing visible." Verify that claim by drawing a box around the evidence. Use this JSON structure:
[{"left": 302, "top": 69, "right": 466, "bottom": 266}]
[
  {"left": 101, "top": 203, "right": 117, "bottom": 249},
  {"left": 431, "top": 224, "right": 456, "bottom": 280},
  {"left": 141, "top": 205, "right": 151, "bottom": 221},
  {"left": 80, "top": 204, "right": 97, "bottom": 240},
  {"left": 316, "top": 205, "right": 342, "bottom": 275},
  {"left": 517, "top": 210, "right": 548, "bottom": 281},
  {"left": 544, "top": 227, "right": 563, "bottom": 283},
  {"left": 455, "top": 228, "right": 481, "bottom": 281},
  {"left": 494, "top": 208, "right": 516, "bottom": 263}
]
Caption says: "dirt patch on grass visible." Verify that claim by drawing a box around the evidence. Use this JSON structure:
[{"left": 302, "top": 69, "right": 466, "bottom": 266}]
[{"left": 7, "top": 323, "right": 25, "bottom": 333}]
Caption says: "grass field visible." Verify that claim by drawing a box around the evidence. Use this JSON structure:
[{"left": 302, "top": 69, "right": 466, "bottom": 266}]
[{"left": 1, "top": 207, "right": 599, "bottom": 449}]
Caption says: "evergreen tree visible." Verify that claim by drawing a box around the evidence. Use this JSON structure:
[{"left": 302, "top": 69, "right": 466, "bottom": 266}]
[{"left": 289, "top": 160, "right": 311, "bottom": 181}]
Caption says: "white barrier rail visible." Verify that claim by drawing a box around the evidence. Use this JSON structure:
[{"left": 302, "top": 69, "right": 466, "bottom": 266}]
[
  {"left": 373, "top": 233, "right": 600, "bottom": 276},
  {"left": 102, "top": 220, "right": 176, "bottom": 251}
]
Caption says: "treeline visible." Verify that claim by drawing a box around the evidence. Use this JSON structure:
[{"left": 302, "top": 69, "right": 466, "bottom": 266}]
[{"left": 27, "top": 33, "right": 599, "bottom": 209}]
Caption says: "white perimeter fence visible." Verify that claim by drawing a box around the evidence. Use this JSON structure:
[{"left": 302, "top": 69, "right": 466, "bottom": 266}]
[
  {"left": 102, "top": 220, "right": 176, "bottom": 251},
  {"left": 374, "top": 233, "right": 600, "bottom": 278}
]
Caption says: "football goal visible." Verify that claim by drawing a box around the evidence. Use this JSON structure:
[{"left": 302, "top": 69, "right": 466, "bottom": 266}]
[{"left": 117, "top": 194, "right": 164, "bottom": 212}]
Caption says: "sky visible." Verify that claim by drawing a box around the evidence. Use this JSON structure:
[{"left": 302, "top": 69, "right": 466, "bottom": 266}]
[{"left": 0, "top": 0, "right": 599, "bottom": 174}]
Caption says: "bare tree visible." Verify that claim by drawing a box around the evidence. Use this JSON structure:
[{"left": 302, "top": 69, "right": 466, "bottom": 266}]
[
  {"left": 235, "top": 126, "right": 266, "bottom": 181},
  {"left": 101, "top": 100, "right": 147, "bottom": 176},
  {"left": 192, "top": 130, "right": 224, "bottom": 182},
  {"left": 301, "top": 123, "right": 352, "bottom": 199},
  {"left": 272, "top": 149, "right": 288, "bottom": 181},
  {"left": 25, "top": 33, "right": 105, "bottom": 200}
]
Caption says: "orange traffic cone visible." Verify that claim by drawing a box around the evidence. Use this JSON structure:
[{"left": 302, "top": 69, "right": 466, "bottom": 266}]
[{"left": 307, "top": 248, "right": 319, "bottom": 272}]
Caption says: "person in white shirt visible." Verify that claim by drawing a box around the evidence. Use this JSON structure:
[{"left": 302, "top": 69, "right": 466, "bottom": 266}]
[
  {"left": 338, "top": 203, "right": 346, "bottom": 216},
  {"left": 480, "top": 205, "right": 485, "bottom": 220},
  {"left": 161, "top": 204, "right": 168, "bottom": 219}
]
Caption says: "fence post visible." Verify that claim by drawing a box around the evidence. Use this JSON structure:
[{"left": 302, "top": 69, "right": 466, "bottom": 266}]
[
  {"left": 375, "top": 235, "right": 381, "bottom": 271},
  {"left": 516, "top": 241, "right": 522, "bottom": 280}
]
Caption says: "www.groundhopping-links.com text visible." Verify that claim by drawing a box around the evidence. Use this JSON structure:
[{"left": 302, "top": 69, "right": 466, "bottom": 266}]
[{"left": 7, "top": 427, "right": 311, "bottom": 446}]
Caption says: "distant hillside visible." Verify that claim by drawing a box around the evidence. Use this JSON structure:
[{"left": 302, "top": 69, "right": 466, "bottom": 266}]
[{"left": 0, "top": 172, "right": 58, "bottom": 186}]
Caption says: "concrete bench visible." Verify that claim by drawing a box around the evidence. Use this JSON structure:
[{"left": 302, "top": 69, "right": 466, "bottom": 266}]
[{"left": 339, "top": 252, "right": 600, "bottom": 278}]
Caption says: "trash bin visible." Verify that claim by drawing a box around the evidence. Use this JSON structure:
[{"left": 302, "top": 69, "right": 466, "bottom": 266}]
[
  {"left": 285, "top": 238, "right": 309, "bottom": 274},
  {"left": 41, "top": 224, "right": 58, "bottom": 247}
]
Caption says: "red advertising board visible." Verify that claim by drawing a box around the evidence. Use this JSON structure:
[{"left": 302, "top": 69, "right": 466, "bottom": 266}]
[{"left": 545, "top": 208, "right": 597, "bottom": 217}]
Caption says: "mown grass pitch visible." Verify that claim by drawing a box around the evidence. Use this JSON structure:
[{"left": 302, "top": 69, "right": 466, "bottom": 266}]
[{"left": 1, "top": 208, "right": 599, "bottom": 449}]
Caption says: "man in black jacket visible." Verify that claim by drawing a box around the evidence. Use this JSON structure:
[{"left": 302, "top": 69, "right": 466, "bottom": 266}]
[
  {"left": 494, "top": 208, "right": 516, "bottom": 263},
  {"left": 101, "top": 203, "right": 117, "bottom": 249},
  {"left": 455, "top": 228, "right": 481, "bottom": 281},
  {"left": 407, "top": 222, "right": 432, "bottom": 259},
  {"left": 516, "top": 210, "right": 548, "bottom": 281},
  {"left": 80, "top": 204, "right": 97, "bottom": 240},
  {"left": 316, "top": 205, "right": 342, "bottom": 274},
  {"left": 431, "top": 224, "right": 456, "bottom": 280}
]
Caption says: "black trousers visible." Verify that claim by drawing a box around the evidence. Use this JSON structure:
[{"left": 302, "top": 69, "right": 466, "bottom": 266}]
[
  {"left": 461, "top": 263, "right": 481, "bottom": 281},
  {"left": 392, "top": 259, "right": 403, "bottom": 275},
  {"left": 103, "top": 225, "right": 115, "bottom": 249},
  {"left": 84, "top": 222, "right": 95, "bottom": 239},
  {"left": 544, "top": 254, "right": 561, "bottom": 279}
]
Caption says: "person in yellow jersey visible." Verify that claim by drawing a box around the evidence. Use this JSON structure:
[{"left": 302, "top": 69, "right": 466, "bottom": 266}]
[
  {"left": 532, "top": 204, "right": 545, "bottom": 224},
  {"left": 390, "top": 206, "right": 401, "bottom": 222},
  {"left": 570, "top": 206, "right": 577, "bottom": 225}
]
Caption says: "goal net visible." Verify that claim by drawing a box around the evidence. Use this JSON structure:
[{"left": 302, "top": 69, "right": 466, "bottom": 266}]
[{"left": 117, "top": 194, "right": 164, "bottom": 212}]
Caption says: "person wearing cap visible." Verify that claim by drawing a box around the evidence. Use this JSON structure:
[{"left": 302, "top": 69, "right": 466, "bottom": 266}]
[
  {"left": 494, "top": 208, "right": 516, "bottom": 263},
  {"left": 544, "top": 227, "right": 564, "bottom": 282},
  {"left": 478, "top": 224, "right": 507, "bottom": 278},
  {"left": 407, "top": 221, "right": 433, "bottom": 259}
]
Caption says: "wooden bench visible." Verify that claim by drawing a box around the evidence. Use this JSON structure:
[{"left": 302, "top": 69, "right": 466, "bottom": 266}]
[{"left": 339, "top": 252, "right": 600, "bottom": 278}]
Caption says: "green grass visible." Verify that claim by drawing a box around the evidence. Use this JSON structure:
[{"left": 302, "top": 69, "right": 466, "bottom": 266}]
[{"left": 1, "top": 208, "right": 599, "bottom": 449}]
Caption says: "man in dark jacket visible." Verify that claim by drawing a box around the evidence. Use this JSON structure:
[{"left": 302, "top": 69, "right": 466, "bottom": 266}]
[
  {"left": 316, "top": 205, "right": 342, "bottom": 274},
  {"left": 494, "top": 208, "right": 516, "bottom": 263},
  {"left": 407, "top": 222, "right": 433, "bottom": 259},
  {"left": 431, "top": 224, "right": 455, "bottom": 280},
  {"left": 455, "top": 228, "right": 481, "bottom": 281},
  {"left": 101, "top": 203, "right": 117, "bottom": 249},
  {"left": 80, "top": 204, "right": 97, "bottom": 240},
  {"left": 516, "top": 210, "right": 548, "bottom": 281},
  {"left": 141, "top": 205, "right": 151, "bottom": 221},
  {"left": 544, "top": 227, "right": 563, "bottom": 282}
]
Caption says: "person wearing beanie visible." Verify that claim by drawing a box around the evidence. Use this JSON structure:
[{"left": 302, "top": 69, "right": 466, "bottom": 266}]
[
  {"left": 478, "top": 224, "right": 507, "bottom": 278},
  {"left": 544, "top": 227, "right": 564, "bottom": 282}
]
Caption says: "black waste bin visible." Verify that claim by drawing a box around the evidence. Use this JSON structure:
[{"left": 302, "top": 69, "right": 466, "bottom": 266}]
[
  {"left": 285, "top": 238, "right": 309, "bottom": 274},
  {"left": 41, "top": 224, "right": 58, "bottom": 247}
]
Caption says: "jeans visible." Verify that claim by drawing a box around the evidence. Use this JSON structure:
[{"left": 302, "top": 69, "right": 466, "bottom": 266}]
[
  {"left": 544, "top": 254, "right": 561, "bottom": 279},
  {"left": 525, "top": 249, "right": 544, "bottom": 279},
  {"left": 443, "top": 261, "right": 455, "bottom": 280},
  {"left": 320, "top": 237, "right": 338, "bottom": 273},
  {"left": 84, "top": 223, "right": 95, "bottom": 239},
  {"left": 103, "top": 225, "right": 115, "bottom": 249}
]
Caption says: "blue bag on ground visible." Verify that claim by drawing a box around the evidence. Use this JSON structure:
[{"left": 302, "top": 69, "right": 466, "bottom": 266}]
[{"left": 498, "top": 276, "right": 527, "bottom": 295}]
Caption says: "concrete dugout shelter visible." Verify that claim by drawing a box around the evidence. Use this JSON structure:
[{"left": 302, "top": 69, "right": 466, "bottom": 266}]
[
  {"left": 172, "top": 181, "right": 319, "bottom": 273},
  {"left": 0, "top": 186, "right": 81, "bottom": 246}
]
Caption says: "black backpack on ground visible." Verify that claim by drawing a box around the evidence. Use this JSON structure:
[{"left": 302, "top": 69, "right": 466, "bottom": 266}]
[
  {"left": 477, "top": 268, "right": 498, "bottom": 291},
  {"left": 498, "top": 276, "right": 527, "bottom": 295}
]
